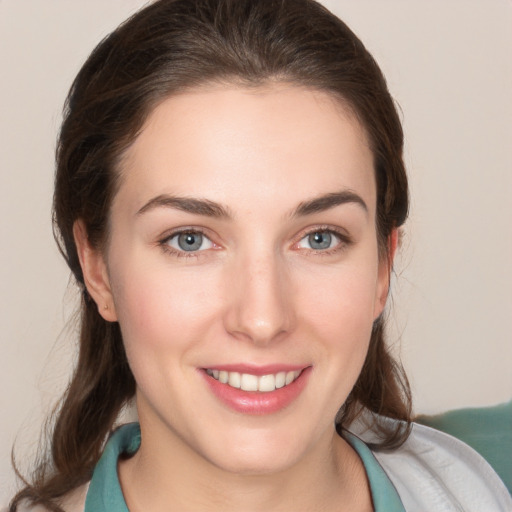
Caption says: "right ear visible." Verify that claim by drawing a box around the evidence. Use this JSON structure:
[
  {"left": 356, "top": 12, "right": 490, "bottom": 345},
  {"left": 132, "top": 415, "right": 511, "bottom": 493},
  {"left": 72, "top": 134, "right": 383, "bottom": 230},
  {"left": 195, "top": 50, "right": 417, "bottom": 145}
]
[{"left": 73, "top": 220, "right": 118, "bottom": 322}]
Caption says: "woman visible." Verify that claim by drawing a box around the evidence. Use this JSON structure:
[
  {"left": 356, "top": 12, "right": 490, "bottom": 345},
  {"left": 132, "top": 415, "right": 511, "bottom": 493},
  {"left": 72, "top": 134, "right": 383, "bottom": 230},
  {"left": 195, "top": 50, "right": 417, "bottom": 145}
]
[{"left": 9, "top": 0, "right": 511, "bottom": 511}]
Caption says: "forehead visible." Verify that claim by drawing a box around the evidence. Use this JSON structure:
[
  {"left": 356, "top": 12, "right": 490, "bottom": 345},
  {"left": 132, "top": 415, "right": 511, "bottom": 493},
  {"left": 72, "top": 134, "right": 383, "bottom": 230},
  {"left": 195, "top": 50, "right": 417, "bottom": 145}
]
[{"left": 116, "top": 84, "right": 376, "bottom": 215}]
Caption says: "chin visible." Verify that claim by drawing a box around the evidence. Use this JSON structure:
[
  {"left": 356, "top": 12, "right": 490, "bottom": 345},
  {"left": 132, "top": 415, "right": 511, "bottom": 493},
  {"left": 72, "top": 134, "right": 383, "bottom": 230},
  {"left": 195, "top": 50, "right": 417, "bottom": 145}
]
[
  {"left": 209, "top": 449, "right": 297, "bottom": 476},
  {"left": 197, "top": 425, "right": 316, "bottom": 476}
]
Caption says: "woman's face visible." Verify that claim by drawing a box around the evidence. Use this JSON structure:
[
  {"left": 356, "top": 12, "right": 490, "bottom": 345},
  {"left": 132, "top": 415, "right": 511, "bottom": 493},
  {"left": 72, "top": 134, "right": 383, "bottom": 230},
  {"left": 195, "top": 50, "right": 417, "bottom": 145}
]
[{"left": 86, "top": 84, "right": 391, "bottom": 474}]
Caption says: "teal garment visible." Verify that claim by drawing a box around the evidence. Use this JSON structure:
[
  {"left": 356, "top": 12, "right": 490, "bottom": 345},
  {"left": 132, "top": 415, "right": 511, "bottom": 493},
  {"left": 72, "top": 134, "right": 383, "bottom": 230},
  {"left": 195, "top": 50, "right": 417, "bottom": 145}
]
[
  {"left": 343, "top": 432, "right": 405, "bottom": 511},
  {"left": 84, "top": 423, "right": 140, "bottom": 512},
  {"left": 416, "top": 400, "right": 512, "bottom": 494},
  {"left": 84, "top": 423, "right": 405, "bottom": 511}
]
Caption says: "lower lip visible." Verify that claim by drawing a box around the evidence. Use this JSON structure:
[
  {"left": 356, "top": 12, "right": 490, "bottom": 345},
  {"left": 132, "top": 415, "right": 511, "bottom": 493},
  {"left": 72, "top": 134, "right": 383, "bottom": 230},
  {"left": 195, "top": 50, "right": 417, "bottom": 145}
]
[{"left": 200, "top": 367, "right": 311, "bottom": 415}]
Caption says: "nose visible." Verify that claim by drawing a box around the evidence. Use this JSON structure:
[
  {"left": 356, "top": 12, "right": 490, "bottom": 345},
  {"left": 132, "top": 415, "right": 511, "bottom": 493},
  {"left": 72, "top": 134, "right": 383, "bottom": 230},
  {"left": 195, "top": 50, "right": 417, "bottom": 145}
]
[{"left": 223, "top": 249, "right": 295, "bottom": 346}]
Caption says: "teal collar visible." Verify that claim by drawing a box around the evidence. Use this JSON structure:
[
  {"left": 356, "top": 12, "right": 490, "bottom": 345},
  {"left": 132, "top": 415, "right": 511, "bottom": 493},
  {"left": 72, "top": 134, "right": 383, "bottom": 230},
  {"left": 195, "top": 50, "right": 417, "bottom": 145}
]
[
  {"left": 343, "top": 431, "right": 405, "bottom": 511},
  {"left": 84, "top": 423, "right": 405, "bottom": 511},
  {"left": 84, "top": 423, "right": 139, "bottom": 512}
]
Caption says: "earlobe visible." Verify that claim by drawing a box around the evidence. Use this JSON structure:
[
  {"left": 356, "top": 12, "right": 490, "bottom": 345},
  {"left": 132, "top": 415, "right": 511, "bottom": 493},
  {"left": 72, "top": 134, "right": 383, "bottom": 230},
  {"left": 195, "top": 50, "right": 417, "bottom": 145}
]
[
  {"left": 374, "top": 228, "right": 399, "bottom": 319},
  {"left": 73, "top": 220, "right": 118, "bottom": 322}
]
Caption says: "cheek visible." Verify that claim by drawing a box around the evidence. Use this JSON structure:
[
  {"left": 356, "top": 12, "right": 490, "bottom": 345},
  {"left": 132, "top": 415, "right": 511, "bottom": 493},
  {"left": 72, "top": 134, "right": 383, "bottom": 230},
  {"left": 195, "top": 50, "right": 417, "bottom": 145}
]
[
  {"left": 109, "top": 264, "right": 225, "bottom": 412},
  {"left": 109, "top": 259, "right": 220, "bottom": 357},
  {"left": 299, "top": 262, "right": 379, "bottom": 332},
  {"left": 295, "top": 260, "right": 379, "bottom": 377}
]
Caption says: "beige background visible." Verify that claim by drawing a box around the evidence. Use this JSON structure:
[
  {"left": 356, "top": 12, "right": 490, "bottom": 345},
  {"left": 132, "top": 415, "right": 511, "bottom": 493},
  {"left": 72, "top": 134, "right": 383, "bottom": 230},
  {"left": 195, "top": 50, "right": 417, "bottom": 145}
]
[{"left": 1, "top": 0, "right": 511, "bottom": 504}]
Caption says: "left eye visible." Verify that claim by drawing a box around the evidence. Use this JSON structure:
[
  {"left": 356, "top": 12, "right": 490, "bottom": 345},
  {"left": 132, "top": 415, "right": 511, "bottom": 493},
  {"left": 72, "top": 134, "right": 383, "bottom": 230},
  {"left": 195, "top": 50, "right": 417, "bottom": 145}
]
[
  {"left": 166, "top": 231, "right": 213, "bottom": 252},
  {"left": 298, "top": 230, "right": 340, "bottom": 251}
]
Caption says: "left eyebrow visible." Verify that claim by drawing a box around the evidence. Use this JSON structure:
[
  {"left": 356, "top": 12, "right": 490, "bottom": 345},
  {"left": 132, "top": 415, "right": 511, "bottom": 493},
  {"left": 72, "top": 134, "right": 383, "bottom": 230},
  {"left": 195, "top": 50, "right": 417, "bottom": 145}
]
[{"left": 291, "top": 190, "right": 368, "bottom": 218}]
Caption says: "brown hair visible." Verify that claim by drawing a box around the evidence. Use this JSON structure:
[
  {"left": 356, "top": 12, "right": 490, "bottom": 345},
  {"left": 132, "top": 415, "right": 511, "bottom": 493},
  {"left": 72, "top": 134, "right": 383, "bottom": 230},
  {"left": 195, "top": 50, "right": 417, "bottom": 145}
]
[{"left": 11, "top": 0, "right": 410, "bottom": 509}]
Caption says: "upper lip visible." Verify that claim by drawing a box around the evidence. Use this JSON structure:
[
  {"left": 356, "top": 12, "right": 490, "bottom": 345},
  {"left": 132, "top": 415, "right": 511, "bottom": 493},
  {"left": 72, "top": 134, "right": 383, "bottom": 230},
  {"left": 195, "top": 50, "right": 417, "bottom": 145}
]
[{"left": 201, "top": 363, "right": 310, "bottom": 376}]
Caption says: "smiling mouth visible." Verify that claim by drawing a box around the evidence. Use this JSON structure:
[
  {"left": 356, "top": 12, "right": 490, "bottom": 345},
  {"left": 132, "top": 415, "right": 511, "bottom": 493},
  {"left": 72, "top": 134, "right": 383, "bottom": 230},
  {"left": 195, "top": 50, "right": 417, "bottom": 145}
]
[{"left": 205, "top": 369, "right": 302, "bottom": 392}]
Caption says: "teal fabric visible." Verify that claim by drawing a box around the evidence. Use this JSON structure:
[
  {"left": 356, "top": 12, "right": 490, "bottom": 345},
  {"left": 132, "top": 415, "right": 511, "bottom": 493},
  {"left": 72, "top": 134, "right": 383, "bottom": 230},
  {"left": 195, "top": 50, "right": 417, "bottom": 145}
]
[
  {"left": 416, "top": 400, "right": 512, "bottom": 494},
  {"left": 344, "top": 432, "right": 405, "bottom": 511},
  {"left": 83, "top": 423, "right": 138, "bottom": 512},
  {"left": 84, "top": 422, "right": 404, "bottom": 511}
]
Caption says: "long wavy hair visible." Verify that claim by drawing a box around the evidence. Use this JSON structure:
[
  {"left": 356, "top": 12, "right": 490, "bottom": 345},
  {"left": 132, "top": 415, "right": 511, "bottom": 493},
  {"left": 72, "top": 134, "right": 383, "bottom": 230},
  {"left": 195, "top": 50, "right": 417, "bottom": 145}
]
[{"left": 11, "top": 0, "right": 410, "bottom": 510}]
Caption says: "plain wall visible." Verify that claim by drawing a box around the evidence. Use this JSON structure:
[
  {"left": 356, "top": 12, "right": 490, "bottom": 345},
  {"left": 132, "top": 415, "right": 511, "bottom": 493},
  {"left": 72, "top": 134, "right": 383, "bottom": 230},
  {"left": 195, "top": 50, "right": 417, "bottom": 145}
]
[{"left": 1, "top": 0, "right": 511, "bottom": 504}]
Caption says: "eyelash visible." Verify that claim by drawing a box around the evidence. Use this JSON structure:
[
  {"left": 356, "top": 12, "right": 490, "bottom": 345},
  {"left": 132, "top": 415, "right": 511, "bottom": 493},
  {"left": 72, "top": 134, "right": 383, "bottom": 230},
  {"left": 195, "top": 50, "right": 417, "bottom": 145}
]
[
  {"left": 294, "top": 226, "right": 352, "bottom": 256},
  {"left": 159, "top": 228, "right": 214, "bottom": 259},
  {"left": 158, "top": 226, "right": 352, "bottom": 259}
]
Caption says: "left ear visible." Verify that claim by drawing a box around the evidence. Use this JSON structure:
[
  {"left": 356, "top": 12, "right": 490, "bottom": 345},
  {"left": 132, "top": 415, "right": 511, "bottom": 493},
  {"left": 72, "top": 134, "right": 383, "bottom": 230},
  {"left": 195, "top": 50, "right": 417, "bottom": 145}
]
[{"left": 374, "top": 228, "right": 399, "bottom": 319}]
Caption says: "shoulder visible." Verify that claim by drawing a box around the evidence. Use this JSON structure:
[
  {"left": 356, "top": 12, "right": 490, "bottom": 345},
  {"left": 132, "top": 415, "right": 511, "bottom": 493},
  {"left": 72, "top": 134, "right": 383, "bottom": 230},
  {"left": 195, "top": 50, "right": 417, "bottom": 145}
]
[
  {"left": 416, "top": 399, "right": 512, "bottom": 493},
  {"left": 350, "top": 417, "right": 512, "bottom": 511},
  {"left": 4, "top": 484, "right": 88, "bottom": 512}
]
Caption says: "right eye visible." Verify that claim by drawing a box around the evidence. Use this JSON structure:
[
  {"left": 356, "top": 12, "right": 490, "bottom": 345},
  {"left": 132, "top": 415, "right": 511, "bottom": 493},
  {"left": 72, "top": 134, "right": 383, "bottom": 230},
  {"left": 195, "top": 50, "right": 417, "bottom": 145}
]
[{"left": 164, "top": 231, "right": 214, "bottom": 253}]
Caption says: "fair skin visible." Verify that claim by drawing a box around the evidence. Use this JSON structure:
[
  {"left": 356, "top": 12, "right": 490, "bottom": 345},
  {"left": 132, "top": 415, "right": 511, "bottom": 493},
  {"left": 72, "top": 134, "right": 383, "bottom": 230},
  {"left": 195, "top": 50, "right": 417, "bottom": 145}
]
[{"left": 75, "top": 84, "right": 396, "bottom": 511}]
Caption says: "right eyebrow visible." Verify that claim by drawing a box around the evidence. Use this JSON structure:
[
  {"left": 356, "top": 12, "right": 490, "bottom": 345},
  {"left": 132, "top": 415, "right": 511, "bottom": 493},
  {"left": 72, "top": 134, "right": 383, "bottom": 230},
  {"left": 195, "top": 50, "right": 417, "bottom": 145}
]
[{"left": 136, "top": 194, "right": 232, "bottom": 219}]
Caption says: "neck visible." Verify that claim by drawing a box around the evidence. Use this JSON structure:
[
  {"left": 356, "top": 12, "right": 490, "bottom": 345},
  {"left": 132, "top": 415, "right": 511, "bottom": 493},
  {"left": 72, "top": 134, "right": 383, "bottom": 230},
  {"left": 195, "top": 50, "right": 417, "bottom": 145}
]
[{"left": 118, "top": 419, "right": 372, "bottom": 512}]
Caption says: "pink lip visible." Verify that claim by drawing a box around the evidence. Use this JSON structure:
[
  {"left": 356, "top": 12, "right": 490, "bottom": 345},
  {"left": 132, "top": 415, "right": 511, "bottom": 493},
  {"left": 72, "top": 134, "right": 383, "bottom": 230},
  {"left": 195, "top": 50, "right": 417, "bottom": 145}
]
[{"left": 199, "top": 366, "right": 312, "bottom": 415}]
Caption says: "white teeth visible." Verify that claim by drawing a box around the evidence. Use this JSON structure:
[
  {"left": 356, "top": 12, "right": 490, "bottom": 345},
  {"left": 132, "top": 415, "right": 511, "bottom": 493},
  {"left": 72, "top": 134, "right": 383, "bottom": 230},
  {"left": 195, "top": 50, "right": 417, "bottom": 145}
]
[
  {"left": 275, "top": 371, "right": 286, "bottom": 389},
  {"left": 228, "top": 372, "right": 241, "bottom": 389},
  {"left": 207, "top": 369, "right": 301, "bottom": 392},
  {"left": 240, "top": 373, "right": 258, "bottom": 391},
  {"left": 258, "top": 374, "right": 275, "bottom": 392},
  {"left": 285, "top": 371, "right": 296, "bottom": 385}
]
